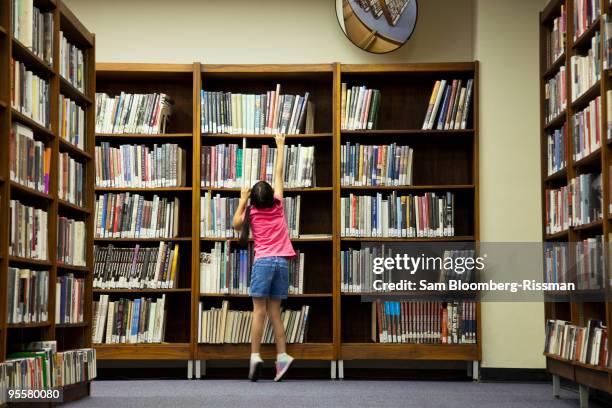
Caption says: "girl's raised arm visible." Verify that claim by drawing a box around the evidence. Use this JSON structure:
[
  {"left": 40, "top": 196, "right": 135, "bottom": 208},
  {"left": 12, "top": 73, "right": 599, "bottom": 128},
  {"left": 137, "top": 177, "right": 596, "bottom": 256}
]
[{"left": 273, "top": 134, "right": 285, "bottom": 198}]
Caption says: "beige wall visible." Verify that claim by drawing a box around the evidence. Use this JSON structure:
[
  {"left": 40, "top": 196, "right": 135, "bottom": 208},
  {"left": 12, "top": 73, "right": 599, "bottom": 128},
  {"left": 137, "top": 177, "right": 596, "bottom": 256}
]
[{"left": 65, "top": 0, "right": 545, "bottom": 368}]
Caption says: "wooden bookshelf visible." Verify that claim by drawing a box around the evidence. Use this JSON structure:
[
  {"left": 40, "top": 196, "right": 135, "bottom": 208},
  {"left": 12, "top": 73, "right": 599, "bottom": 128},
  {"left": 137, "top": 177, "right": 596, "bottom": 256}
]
[
  {"left": 0, "top": 0, "right": 95, "bottom": 404},
  {"left": 540, "top": 0, "right": 612, "bottom": 401}
]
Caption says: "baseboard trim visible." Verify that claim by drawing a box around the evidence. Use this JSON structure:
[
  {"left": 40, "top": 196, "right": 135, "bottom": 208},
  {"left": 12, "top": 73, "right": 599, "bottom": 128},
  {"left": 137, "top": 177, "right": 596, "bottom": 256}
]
[{"left": 480, "top": 368, "right": 550, "bottom": 383}]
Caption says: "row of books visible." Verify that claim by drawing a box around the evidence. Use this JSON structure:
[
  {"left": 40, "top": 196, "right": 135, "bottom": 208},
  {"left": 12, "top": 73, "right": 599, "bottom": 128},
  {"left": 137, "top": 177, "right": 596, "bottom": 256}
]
[
  {"left": 57, "top": 217, "right": 86, "bottom": 266},
  {"left": 340, "top": 192, "right": 455, "bottom": 238},
  {"left": 94, "top": 194, "right": 181, "bottom": 239},
  {"left": 570, "top": 32, "right": 601, "bottom": 102},
  {"left": 201, "top": 88, "right": 314, "bottom": 135},
  {"left": 198, "top": 301, "right": 310, "bottom": 344},
  {"left": 11, "top": 0, "right": 53, "bottom": 64},
  {"left": 573, "top": 0, "right": 600, "bottom": 40},
  {"left": 95, "top": 142, "right": 188, "bottom": 188},
  {"left": 93, "top": 243, "right": 180, "bottom": 289},
  {"left": 59, "top": 32, "right": 86, "bottom": 92},
  {"left": 9, "top": 200, "right": 48, "bottom": 260},
  {"left": 200, "top": 143, "right": 316, "bottom": 188},
  {"left": 604, "top": 15, "right": 612, "bottom": 70},
  {"left": 373, "top": 301, "right": 477, "bottom": 344},
  {"left": 59, "top": 94, "right": 86, "bottom": 150},
  {"left": 546, "top": 6, "right": 566, "bottom": 67},
  {"left": 544, "top": 66, "right": 566, "bottom": 123},
  {"left": 95, "top": 92, "right": 173, "bottom": 135},
  {"left": 6, "top": 268, "right": 49, "bottom": 324},
  {"left": 55, "top": 274, "right": 85, "bottom": 324},
  {"left": 11, "top": 59, "right": 51, "bottom": 128},
  {"left": 545, "top": 319, "right": 609, "bottom": 368},
  {"left": 92, "top": 295, "right": 167, "bottom": 344},
  {"left": 544, "top": 237, "right": 604, "bottom": 290},
  {"left": 422, "top": 79, "right": 474, "bottom": 131},
  {"left": 59, "top": 152, "right": 85, "bottom": 207},
  {"left": 545, "top": 173, "right": 602, "bottom": 234},
  {"left": 572, "top": 96, "right": 600, "bottom": 161},
  {"left": 340, "top": 143, "right": 413, "bottom": 186},
  {"left": 547, "top": 123, "right": 567, "bottom": 176},
  {"left": 340, "top": 84, "right": 381, "bottom": 130},
  {"left": 2, "top": 342, "right": 96, "bottom": 390},
  {"left": 9, "top": 122, "right": 51, "bottom": 194}
]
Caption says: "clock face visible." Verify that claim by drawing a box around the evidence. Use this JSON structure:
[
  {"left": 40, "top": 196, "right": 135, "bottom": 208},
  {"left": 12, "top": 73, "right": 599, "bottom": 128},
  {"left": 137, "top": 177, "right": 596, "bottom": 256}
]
[{"left": 336, "top": 0, "right": 418, "bottom": 54}]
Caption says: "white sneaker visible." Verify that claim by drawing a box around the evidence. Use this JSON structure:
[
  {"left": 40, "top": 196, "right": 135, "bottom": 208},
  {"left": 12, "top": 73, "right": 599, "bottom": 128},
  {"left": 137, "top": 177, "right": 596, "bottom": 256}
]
[
  {"left": 249, "top": 355, "right": 263, "bottom": 382},
  {"left": 274, "top": 354, "right": 294, "bottom": 382}
]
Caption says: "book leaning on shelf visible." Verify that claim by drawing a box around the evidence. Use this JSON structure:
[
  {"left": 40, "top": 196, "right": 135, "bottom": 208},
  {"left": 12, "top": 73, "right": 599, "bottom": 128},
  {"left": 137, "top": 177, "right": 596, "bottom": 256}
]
[
  {"left": 59, "top": 152, "right": 85, "bottom": 207},
  {"left": 92, "top": 295, "right": 167, "bottom": 344},
  {"left": 95, "top": 92, "right": 173, "bottom": 134},
  {"left": 9, "top": 122, "right": 51, "bottom": 193},
  {"left": 544, "top": 66, "right": 567, "bottom": 123},
  {"left": 572, "top": 96, "right": 600, "bottom": 160},
  {"left": 11, "top": 59, "right": 51, "bottom": 128},
  {"left": 6, "top": 268, "right": 49, "bottom": 324},
  {"left": 201, "top": 86, "right": 314, "bottom": 135},
  {"left": 547, "top": 123, "right": 567, "bottom": 176},
  {"left": 545, "top": 319, "right": 609, "bottom": 368},
  {"left": 59, "top": 94, "right": 86, "bottom": 149},
  {"left": 11, "top": 0, "right": 54, "bottom": 64},
  {"left": 340, "top": 191, "right": 455, "bottom": 238},
  {"left": 94, "top": 193, "right": 180, "bottom": 238},
  {"left": 373, "top": 300, "right": 477, "bottom": 344},
  {"left": 95, "top": 142, "right": 187, "bottom": 188},
  {"left": 198, "top": 300, "right": 310, "bottom": 344},
  {"left": 9, "top": 200, "right": 48, "bottom": 260},
  {"left": 200, "top": 242, "right": 305, "bottom": 295},
  {"left": 55, "top": 274, "right": 85, "bottom": 324},
  {"left": 57, "top": 217, "right": 86, "bottom": 266},
  {"left": 341, "top": 142, "right": 413, "bottom": 186},
  {"left": 570, "top": 31, "right": 600, "bottom": 101},
  {"left": 340, "top": 84, "right": 381, "bottom": 130},
  {"left": 422, "top": 79, "right": 473, "bottom": 130},
  {"left": 93, "top": 243, "right": 180, "bottom": 289},
  {"left": 59, "top": 32, "right": 86, "bottom": 92}
]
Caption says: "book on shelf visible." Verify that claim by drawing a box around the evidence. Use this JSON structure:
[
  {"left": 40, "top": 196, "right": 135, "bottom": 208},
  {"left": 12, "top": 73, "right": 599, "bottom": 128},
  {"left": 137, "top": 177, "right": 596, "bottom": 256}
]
[
  {"left": 575, "top": 236, "right": 604, "bottom": 290},
  {"left": 570, "top": 173, "right": 602, "bottom": 226},
  {"left": 544, "top": 67, "right": 567, "bottom": 123},
  {"left": 422, "top": 79, "right": 473, "bottom": 130},
  {"left": 572, "top": 96, "right": 600, "bottom": 161},
  {"left": 201, "top": 86, "right": 314, "bottom": 135},
  {"left": 95, "top": 92, "right": 173, "bottom": 134},
  {"left": 608, "top": 90, "right": 612, "bottom": 139},
  {"left": 544, "top": 242, "right": 569, "bottom": 285},
  {"left": 570, "top": 31, "right": 601, "bottom": 102},
  {"left": 92, "top": 294, "right": 167, "bottom": 344},
  {"left": 340, "top": 191, "right": 455, "bottom": 238},
  {"left": 547, "top": 123, "right": 567, "bottom": 176},
  {"left": 6, "top": 268, "right": 49, "bottom": 324},
  {"left": 57, "top": 217, "right": 86, "bottom": 267},
  {"left": 58, "top": 152, "right": 85, "bottom": 207},
  {"left": 199, "top": 242, "right": 305, "bottom": 295},
  {"left": 59, "top": 94, "right": 86, "bottom": 149},
  {"left": 379, "top": 0, "right": 409, "bottom": 26},
  {"left": 372, "top": 300, "right": 477, "bottom": 344},
  {"left": 95, "top": 142, "right": 187, "bottom": 188},
  {"left": 94, "top": 193, "right": 181, "bottom": 239},
  {"left": 11, "top": 59, "right": 51, "bottom": 128},
  {"left": 340, "top": 84, "right": 381, "bottom": 130},
  {"left": 11, "top": 0, "right": 53, "bottom": 64},
  {"left": 200, "top": 142, "right": 316, "bottom": 188},
  {"left": 93, "top": 242, "right": 180, "bottom": 289},
  {"left": 9, "top": 122, "right": 51, "bottom": 193},
  {"left": 545, "top": 184, "right": 570, "bottom": 234},
  {"left": 59, "top": 32, "right": 85, "bottom": 92},
  {"left": 605, "top": 14, "right": 612, "bottom": 70},
  {"left": 545, "top": 319, "right": 609, "bottom": 368},
  {"left": 198, "top": 300, "right": 310, "bottom": 344},
  {"left": 546, "top": 6, "right": 566, "bottom": 67},
  {"left": 55, "top": 274, "right": 85, "bottom": 324},
  {"left": 341, "top": 142, "right": 413, "bottom": 186},
  {"left": 573, "top": 0, "right": 600, "bottom": 40},
  {"left": 9, "top": 200, "right": 48, "bottom": 260}
]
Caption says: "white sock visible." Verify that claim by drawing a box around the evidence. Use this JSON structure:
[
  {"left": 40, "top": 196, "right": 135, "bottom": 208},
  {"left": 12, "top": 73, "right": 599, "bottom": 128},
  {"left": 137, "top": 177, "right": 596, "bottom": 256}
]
[{"left": 251, "top": 353, "right": 262, "bottom": 362}]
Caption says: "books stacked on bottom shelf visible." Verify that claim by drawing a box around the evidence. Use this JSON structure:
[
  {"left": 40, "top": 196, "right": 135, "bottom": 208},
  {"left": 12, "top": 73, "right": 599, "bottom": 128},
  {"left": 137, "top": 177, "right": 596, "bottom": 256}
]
[
  {"left": 373, "top": 300, "right": 477, "bottom": 344},
  {"left": 198, "top": 300, "right": 310, "bottom": 344},
  {"left": 95, "top": 92, "right": 173, "bottom": 135},
  {"left": 340, "top": 142, "right": 414, "bottom": 186},
  {"left": 545, "top": 319, "right": 609, "bottom": 368},
  {"left": 422, "top": 79, "right": 473, "bottom": 130},
  {"left": 7, "top": 268, "right": 49, "bottom": 324},
  {"left": 575, "top": 235, "right": 604, "bottom": 290},
  {"left": 92, "top": 295, "right": 167, "bottom": 344},
  {"left": 93, "top": 243, "right": 180, "bottom": 289},
  {"left": 55, "top": 274, "right": 85, "bottom": 324},
  {"left": 340, "top": 84, "right": 381, "bottom": 130},
  {"left": 9, "top": 123, "right": 51, "bottom": 193},
  {"left": 9, "top": 200, "right": 48, "bottom": 260}
]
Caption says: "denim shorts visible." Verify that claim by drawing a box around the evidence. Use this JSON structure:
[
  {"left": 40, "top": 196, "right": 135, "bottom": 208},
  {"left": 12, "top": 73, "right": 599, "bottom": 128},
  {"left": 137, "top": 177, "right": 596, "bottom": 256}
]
[{"left": 250, "top": 256, "right": 289, "bottom": 299}]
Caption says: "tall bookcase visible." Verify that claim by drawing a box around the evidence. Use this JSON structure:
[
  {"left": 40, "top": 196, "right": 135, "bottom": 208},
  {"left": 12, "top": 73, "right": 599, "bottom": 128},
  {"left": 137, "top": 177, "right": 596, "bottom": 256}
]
[
  {"left": 0, "top": 0, "right": 95, "bottom": 404},
  {"left": 540, "top": 0, "right": 612, "bottom": 403},
  {"left": 93, "top": 62, "right": 480, "bottom": 379}
]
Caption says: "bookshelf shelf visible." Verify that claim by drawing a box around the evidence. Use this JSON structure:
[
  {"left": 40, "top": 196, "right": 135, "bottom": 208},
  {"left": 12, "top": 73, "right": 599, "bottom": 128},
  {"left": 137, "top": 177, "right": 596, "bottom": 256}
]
[
  {"left": 93, "top": 237, "right": 192, "bottom": 243},
  {"left": 199, "top": 293, "right": 333, "bottom": 298},
  {"left": 94, "top": 343, "right": 191, "bottom": 360},
  {"left": 542, "top": 53, "right": 566, "bottom": 79},
  {"left": 196, "top": 343, "right": 334, "bottom": 360},
  {"left": 544, "top": 111, "right": 567, "bottom": 130},
  {"left": 572, "top": 219, "right": 604, "bottom": 232},
  {"left": 199, "top": 236, "right": 334, "bottom": 242},
  {"left": 341, "top": 129, "right": 474, "bottom": 135},
  {"left": 340, "top": 184, "right": 475, "bottom": 191},
  {"left": 58, "top": 199, "right": 91, "bottom": 215},
  {"left": 8, "top": 255, "right": 52, "bottom": 267},
  {"left": 59, "top": 76, "right": 93, "bottom": 105},
  {"left": 59, "top": 138, "right": 93, "bottom": 160},
  {"left": 11, "top": 109, "right": 56, "bottom": 140},
  {"left": 340, "top": 236, "right": 476, "bottom": 242},
  {"left": 57, "top": 263, "right": 90, "bottom": 273},
  {"left": 95, "top": 133, "right": 194, "bottom": 140},
  {"left": 93, "top": 288, "right": 191, "bottom": 293},
  {"left": 56, "top": 322, "right": 89, "bottom": 329},
  {"left": 11, "top": 38, "right": 55, "bottom": 78},
  {"left": 572, "top": 16, "right": 601, "bottom": 50},
  {"left": 544, "top": 168, "right": 567, "bottom": 182},
  {"left": 570, "top": 81, "right": 601, "bottom": 111},
  {"left": 6, "top": 322, "right": 52, "bottom": 329},
  {"left": 94, "top": 187, "right": 192, "bottom": 192},
  {"left": 340, "top": 343, "right": 479, "bottom": 360},
  {"left": 572, "top": 149, "right": 602, "bottom": 168},
  {"left": 204, "top": 187, "right": 333, "bottom": 193},
  {"left": 9, "top": 181, "right": 54, "bottom": 201},
  {"left": 203, "top": 132, "right": 333, "bottom": 139}
]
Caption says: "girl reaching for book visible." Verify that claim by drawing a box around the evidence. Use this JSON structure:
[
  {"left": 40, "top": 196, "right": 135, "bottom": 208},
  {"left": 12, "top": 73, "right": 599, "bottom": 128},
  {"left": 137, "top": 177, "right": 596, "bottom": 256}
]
[{"left": 232, "top": 134, "right": 296, "bottom": 382}]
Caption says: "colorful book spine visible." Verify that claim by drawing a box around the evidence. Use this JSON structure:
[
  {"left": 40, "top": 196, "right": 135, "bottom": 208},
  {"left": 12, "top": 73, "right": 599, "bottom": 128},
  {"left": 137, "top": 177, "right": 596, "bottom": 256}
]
[
  {"left": 57, "top": 217, "right": 86, "bottom": 266},
  {"left": 55, "top": 274, "right": 85, "bottom": 324},
  {"left": 341, "top": 142, "right": 414, "bottom": 186},
  {"left": 9, "top": 200, "right": 48, "bottom": 260},
  {"left": 6, "top": 268, "right": 49, "bottom": 324},
  {"left": 11, "top": 59, "right": 51, "bottom": 128},
  {"left": 59, "top": 94, "right": 86, "bottom": 149},
  {"left": 58, "top": 153, "right": 85, "bottom": 207},
  {"left": 9, "top": 123, "right": 51, "bottom": 194}
]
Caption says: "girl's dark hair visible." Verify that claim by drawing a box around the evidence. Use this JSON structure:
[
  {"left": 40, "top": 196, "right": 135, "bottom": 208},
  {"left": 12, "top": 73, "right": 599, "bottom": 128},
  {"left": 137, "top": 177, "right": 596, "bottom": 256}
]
[{"left": 238, "top": 181, "right": 275, "bottom": 246}]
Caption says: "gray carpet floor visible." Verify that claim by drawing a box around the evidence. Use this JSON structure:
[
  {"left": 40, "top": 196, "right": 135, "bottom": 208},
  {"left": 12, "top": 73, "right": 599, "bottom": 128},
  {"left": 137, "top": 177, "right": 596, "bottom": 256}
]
[{"left": 64, "top": 380, "right": 608, "bottom": 408}]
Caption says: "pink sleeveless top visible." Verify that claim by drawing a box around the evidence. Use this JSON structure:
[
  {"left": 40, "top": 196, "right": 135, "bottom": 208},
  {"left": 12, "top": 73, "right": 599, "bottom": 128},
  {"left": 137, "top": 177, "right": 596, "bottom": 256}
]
[{"left": 249, "top": 196, "right": 296, "bottom": 260}]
